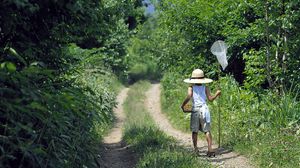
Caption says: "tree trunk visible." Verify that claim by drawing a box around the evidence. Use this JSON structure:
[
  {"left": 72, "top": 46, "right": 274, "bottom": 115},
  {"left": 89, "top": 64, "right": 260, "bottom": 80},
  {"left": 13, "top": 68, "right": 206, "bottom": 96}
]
[
  {"left": 265, "top": 0, "right": 273, "bottom": 88},
  {"left": 282, "top": 0, "right": 287, "bottom": 91}
]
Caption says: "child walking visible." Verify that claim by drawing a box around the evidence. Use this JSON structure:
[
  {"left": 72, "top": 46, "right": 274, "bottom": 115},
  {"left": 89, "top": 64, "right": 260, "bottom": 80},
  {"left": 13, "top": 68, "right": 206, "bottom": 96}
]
[{"left": 181, "top": 69, "right": 221, "bottom": 157}]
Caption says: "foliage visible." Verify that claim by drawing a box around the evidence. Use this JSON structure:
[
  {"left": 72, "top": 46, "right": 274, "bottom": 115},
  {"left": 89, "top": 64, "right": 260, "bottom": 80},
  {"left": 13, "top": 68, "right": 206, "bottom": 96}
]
[
  {"left": 123, "top": 81, "right": 211, "bottom": 168},
  {"left": 210, "top": 75, "right": 300, "bottom": 167},
  {"left": 125, "top": 18, "right": 162, "bottom": 83},
  {"left": 160, "top": 71, "right": 191, "bottom": 131},
  {"left": 0, "top": 43, "right": 123, "bottom": 167},
  {"left": 0, "top": 0, "right": 104, "bottom": 70},
  {"left": 148, "top": 0, "right": 300, "bottom": 90},
  {"left": 0, "top": 0, "right": 145, "bottom": 167},
  {"left": 101, "top": 0, "right": 148, "bottom": 77},
  {"left": 161, "top": 71, "right": 300, "bottom": 167},
  {"left": 137, "top": 1, "right": 300, "bottom": 166}
]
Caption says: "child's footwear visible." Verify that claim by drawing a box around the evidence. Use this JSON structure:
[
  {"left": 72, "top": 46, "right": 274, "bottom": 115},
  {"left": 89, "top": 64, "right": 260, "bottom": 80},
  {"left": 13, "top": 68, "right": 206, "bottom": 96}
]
[{"left": 206, "top": 151, "right": 216, "bottom": 157}]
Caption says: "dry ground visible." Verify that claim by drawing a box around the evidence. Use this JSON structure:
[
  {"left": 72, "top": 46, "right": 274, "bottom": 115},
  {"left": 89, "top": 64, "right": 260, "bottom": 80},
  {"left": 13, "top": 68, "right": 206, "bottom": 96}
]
[
  {"left": 100, "top": 83, "right": 254, "bottom": 168},
  {"left": 99, "top": 88, "right": 137, "bottom": 168},
  {"left": 145, "top": 83, "right": 254, "bottom": 168}
]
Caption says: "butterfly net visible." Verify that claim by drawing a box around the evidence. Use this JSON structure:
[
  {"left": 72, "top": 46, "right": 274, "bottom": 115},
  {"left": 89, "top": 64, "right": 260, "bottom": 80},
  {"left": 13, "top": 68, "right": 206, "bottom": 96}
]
[{"left": 210, "top": 40, "right": 228, "bottom": 70}]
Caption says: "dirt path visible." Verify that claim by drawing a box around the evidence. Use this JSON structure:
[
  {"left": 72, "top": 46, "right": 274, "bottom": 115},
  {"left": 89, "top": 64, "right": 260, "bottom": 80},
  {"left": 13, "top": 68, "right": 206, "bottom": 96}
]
[
  {"left": 145, "top": 83, "right": 254, "bottom": 168},
  {"left": 100, "top": 88, "right": 137, "bottom": 168}
]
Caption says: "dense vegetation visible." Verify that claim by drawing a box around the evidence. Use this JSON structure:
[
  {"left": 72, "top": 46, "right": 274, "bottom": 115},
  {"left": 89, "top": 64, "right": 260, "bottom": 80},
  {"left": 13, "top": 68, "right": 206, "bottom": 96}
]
[
  {"left": 126, "top": 17, "right": 162, "bottom": 83},
  {"left": 0, "top": 0, "right": 145, "bottom": 167},
  {"left": 126, "top": 0, "right": 300, "bottom": 167},
  {"left": 123, "top": 81, "right": 211, "bottom": 168},
  {"left": 1, "top": 0, "right": 300, "bottom": 167}
]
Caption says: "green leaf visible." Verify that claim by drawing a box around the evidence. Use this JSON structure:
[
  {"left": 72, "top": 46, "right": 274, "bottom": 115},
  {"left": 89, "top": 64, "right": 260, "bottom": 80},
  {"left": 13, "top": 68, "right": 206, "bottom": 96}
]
[
  {"left": 29, "top": 102, "right": 47, "bottom": 111},
  {"left": 6, "top": 62, "right": 16, "bottom": 72},
  {"left": 6, "top": 47, "right": 27, "bottom": 66}
]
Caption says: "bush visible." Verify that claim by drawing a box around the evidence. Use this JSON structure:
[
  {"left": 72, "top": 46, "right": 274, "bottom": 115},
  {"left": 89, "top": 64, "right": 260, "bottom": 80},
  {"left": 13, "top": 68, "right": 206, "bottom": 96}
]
[
  {"left": 161, "top": 71, "right": 192, "bottom": 132},
  {"left": 0, "top": 47, "right": 119, "bottom": 167},
  {"left": 128, "top": 63, "right": 149, "bottom": 82},
  {"left": 161, "top": 71, "right": 300, "bottom": 167}
]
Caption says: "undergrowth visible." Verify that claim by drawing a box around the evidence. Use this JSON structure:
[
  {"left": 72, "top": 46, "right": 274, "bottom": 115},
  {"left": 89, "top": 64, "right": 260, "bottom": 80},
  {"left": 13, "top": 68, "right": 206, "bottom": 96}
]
[
  {"left": 161, "top": 71, "right": 191, "bottom": 132},
  {"left": 0, "top": 45, "right": 121, "bottom": 168},
  {"left": 161, "top": 71, "right": 300, "bottom": 167},
  {"left": 123, "top": 81, "right": 212, "bottom": 168}
]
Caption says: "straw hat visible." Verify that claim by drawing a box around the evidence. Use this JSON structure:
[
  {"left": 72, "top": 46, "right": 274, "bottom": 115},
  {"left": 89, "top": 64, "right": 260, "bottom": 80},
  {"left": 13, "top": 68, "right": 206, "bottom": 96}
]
[{"left": 183, "top": 69, "right": 213, "bottom": 84}]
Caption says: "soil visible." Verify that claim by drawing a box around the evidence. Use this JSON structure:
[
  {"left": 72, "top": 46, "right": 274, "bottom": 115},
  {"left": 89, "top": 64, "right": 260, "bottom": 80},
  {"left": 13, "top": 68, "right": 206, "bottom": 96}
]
[
  {"left": 145, "top": 83, "right": 254, "bottom": 168},
  {"left": 99, "top": 83, "right": 255, "bottom": 168},
  {"left": 99, "top": 88, "right": 137, "bottom": 168}
]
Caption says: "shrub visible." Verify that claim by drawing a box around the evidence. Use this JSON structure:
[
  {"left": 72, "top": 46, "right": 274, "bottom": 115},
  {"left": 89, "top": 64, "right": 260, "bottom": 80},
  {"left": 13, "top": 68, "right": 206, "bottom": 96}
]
[
  {"left": 0, "top": 47, "right": 119, "bottom": 167},
  {"left": 161, "top": 71, "right": 300, "bottom": 167}
]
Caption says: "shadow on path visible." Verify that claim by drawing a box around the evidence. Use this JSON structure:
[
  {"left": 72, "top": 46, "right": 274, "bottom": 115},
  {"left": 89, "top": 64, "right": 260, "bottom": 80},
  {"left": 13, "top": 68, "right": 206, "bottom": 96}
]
[
  {"left": 98, "top": 88, "right": 138, "bottom": 168},
  {"left": 99, "top": 141, "right": 137, "bottom": 168}
]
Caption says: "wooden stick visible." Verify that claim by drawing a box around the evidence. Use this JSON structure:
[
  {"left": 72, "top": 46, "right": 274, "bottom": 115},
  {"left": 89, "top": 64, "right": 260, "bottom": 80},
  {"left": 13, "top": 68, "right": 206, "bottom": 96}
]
[{"left": 218, "top": 68, "right": 221, "bottom": 148}]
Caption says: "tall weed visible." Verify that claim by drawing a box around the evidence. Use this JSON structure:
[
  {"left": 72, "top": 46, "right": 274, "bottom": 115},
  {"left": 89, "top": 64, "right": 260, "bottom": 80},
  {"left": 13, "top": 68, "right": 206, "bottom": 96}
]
[
  {"left": 0, "top": 45, "right": 119, "bottom": 167},
  {"left": 161, "top": 71, "right": 192, "bottom": 132},
  {"left": 161, "top": 71, "right": 300, "bottom": 167}
]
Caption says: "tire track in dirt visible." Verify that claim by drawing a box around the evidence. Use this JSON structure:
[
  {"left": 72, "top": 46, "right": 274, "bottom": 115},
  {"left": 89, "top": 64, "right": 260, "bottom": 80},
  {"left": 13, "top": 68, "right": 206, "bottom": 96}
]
[
  {"left": 99, "top": 88, "right": 137, "bottom": 168},
  {"left": 145, "top": 83, "right": 254, "bottom": 168}
]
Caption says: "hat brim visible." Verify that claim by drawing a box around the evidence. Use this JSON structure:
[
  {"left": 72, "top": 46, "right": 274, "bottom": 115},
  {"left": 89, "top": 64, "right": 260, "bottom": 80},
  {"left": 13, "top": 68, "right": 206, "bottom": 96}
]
[{"left": 183, "top": 78, "right": 213, "bottom": 84}]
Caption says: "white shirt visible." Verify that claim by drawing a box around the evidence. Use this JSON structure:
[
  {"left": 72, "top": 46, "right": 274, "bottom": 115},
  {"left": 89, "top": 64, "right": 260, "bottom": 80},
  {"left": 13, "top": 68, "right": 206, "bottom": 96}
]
[
  {"left": 192, "top": 85, "right": 206, "bottom": 106},
  {"left": 192, "top": 85, "right": 211, "bottom": 123}
]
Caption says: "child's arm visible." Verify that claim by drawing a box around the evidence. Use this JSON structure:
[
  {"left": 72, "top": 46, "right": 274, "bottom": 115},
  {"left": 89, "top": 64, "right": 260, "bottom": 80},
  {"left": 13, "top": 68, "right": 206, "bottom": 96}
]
[
  {"left": 181, "top": 86, "right": 193, "bottom": 111},
  {"left": 205, "top": 86, "right": 221, "bottom": 101}
]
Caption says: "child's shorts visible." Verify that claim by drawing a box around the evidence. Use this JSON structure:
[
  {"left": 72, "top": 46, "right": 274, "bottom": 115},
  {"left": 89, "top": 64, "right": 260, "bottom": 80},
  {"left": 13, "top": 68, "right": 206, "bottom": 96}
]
[{"left": 190, "top": 106, "right": 211, "bottom": 133}]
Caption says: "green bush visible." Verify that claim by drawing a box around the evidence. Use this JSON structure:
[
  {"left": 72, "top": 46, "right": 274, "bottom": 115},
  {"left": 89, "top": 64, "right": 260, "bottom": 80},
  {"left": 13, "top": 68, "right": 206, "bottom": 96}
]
[
  {"left": 128, "top": 62, "right": 161, "bottom": 83},
  {"left": 125, "top": 23, "right": 163, "bottom": 83},
  {"left": 210, "top": 76, "right": 300, "bottom": 167},
  {"left": 0, "top": 0, "right": 144, "bottom": 167},
  {"left": 161, "top": 71, "right": 300, "bottom": 167},
  {"left": 0, "top": 45, "right": 121, "bottom": 167},
  {"left": 161, "top": 71, "right": 195, "bottom": 132},
  {"left": 128, "top": 63, "right": 149, "bottom": 82}
]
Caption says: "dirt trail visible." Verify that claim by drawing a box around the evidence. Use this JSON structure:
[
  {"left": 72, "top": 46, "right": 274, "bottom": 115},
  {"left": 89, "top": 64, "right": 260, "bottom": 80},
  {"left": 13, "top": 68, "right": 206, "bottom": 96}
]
[
  {"left": 100, "top": 88, "right": 137, "bottom": 168},
  {"left": 145, "top": 83, "right": 254, "bottom": 168}
]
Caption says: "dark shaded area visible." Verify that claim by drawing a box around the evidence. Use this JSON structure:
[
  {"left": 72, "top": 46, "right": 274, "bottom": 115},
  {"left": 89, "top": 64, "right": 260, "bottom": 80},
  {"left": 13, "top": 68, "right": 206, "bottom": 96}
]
[
  {"left": 127, "top": 16, "right": 138, "bottom": 30},
  {"left": 0, "top": 0, "right": 147, "bottom": 167},
  {"left": 99, "top": 141, "right": 138, "bottom": 168},
  {"left": 226, "top": 40, "right": 264, "bottom": 85},
  {"left": 128, "top": 71, "right": 162, "bottom": 85}
]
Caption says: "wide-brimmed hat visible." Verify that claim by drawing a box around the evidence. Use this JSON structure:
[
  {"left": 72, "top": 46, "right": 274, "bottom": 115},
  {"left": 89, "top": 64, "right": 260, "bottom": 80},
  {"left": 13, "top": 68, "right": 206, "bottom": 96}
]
[{"left": 183, "top": 69, "right": 213, "bottom": 84}]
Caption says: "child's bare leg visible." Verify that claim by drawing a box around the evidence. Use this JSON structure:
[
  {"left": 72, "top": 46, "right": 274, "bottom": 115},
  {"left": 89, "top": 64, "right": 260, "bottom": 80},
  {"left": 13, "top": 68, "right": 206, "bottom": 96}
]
[
  {"left": 192, "top": 132, "right": 198, "bottom": 151},
  {"left": 205, "top": 131, "right": 213, "bottom": 152}
]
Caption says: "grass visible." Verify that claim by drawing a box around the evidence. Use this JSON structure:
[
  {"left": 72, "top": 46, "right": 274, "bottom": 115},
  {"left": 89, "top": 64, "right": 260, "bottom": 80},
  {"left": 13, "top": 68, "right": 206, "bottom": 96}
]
[
  {"left": 94, "top": 73, "right": 123, "bottom": 138},
  {"left": 123, "top": 80, "right": 212, "bottom": 168},
  {"left": 160, "top": 71, "right": 191, "bottom": 132},
  {"left": 161, "top": 71, "right": 300, "bottom": 168}
]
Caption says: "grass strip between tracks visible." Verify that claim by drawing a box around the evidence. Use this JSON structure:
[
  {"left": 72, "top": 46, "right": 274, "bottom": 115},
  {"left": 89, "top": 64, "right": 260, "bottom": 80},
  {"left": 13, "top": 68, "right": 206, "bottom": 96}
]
[{"left": 123, "top": 81, "right": 212, "bottom": 168}]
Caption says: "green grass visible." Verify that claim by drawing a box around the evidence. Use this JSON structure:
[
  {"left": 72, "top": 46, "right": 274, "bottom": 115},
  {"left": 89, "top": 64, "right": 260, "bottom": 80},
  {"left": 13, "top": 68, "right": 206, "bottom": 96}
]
[
  {"left": 161, "top": 71, "right": 300, "bottom": 168},
  {"left": 123, "top": 80, "right": 212, "bottom": 168},
  {"left": 160, "top": 71, "right": 191, "bottom": 132}
]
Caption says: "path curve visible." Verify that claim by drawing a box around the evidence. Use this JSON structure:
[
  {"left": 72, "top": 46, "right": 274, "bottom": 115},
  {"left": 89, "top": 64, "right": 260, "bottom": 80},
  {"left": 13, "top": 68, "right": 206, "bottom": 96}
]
[
  {"left": 145, "top": 83, "right": 254, "bottom": 168},
  {"left": 100, "top": 88, "right": 137, "bottom": 168}
]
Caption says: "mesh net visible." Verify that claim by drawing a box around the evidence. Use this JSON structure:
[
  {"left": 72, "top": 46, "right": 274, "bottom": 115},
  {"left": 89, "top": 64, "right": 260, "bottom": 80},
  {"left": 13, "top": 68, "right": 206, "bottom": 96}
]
[{"left": 210, "top": 40, "right": 228, "bottom": 70}]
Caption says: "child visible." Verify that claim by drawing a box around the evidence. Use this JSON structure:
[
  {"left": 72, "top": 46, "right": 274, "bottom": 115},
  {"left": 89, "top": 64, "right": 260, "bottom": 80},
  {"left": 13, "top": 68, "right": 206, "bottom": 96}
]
[{"left": 181, "top": 69, "right": 221, "bottom": 157}]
